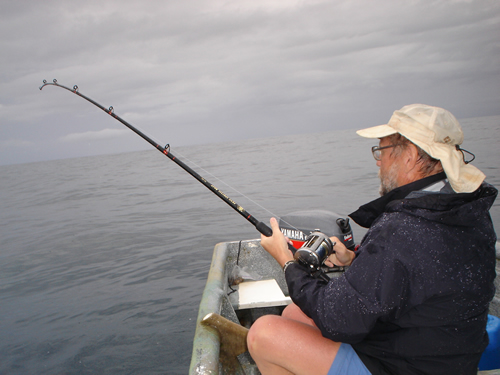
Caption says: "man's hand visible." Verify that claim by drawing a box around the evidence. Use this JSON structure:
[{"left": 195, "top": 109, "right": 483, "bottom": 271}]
[
  {"left": 260, "top": 217, "right": 294, "bottom": 268},
  {"left": 324, "top": 237, "right": 355, "bottom": 267}
]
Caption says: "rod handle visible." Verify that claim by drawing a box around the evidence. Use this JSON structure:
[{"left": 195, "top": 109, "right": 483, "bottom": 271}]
[
  {"left": 256, "top": 221, "right": 273, "bottom": 237},
  {"left": 256, "top": 221, "right": 296, "bottom": 253}
]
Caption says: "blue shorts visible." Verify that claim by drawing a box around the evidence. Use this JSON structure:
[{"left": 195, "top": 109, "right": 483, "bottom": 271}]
[{"left": 328, "top": 343, "right": 371, "bottom": 375}]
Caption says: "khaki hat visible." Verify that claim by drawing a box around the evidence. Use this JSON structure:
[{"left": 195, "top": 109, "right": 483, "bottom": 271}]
[{"left": 357, "top": 104, "right": 485, "bottom": 193}]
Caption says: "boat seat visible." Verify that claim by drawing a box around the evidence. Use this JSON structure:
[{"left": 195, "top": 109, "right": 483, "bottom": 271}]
[{"left": 232, "top": 279, "right": 292, "bottom": 310}]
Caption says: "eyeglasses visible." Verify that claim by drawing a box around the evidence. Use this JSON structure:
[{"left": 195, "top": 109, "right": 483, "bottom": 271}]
[{"left": 371, "top": 144, "right": 400, "bottom": 161}]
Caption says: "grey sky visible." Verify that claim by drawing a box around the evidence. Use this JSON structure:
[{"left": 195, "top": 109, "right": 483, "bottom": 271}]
[{"left": 1, "top": 0, "right": 499, "bottom": 165}]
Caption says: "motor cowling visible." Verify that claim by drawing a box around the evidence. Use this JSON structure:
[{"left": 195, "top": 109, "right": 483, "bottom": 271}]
[{"left": 279, "top": 210, "right": 355, "bottom": 251}]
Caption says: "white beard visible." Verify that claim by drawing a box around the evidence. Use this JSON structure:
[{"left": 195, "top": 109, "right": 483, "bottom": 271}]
[{"left": 379, "top": 162, "right": 400, "bottom": 196}]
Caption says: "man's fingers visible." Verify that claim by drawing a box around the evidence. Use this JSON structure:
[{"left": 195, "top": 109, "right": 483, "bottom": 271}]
[{"left": 270, "top": 217, "right": 280, "bottom": 232}]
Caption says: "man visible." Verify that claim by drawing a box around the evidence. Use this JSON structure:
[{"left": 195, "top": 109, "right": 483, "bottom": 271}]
[{"left": 247, "top": 104, "right": 497, "bottom": 375}]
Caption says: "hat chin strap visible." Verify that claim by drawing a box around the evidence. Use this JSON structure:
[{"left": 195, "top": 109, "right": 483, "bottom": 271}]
[{"left": 455, "top": 145, "right": 476, "bottom": 164}]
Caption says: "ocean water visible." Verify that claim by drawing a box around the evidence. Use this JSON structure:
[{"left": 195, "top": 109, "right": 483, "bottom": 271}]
[{"left": 1, "top": 116, "right": 499, "bottom": 374}]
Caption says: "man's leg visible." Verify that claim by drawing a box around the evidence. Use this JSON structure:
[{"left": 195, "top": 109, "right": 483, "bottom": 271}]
[
  {"left": 282, "top": 302, "right": 316, "bottom": 326},
  {"left": 247, "top": 314, "right": 340, "bottom": 375}
]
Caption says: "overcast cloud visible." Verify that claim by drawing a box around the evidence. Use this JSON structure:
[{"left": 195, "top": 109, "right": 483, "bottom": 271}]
[{"left": 1, "top": 0, "right": 499, "bottom": 165}]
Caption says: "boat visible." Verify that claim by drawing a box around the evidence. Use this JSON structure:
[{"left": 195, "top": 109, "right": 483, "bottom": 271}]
[{"left": 189, "top": 211, "right": 500, "bottom": 375}]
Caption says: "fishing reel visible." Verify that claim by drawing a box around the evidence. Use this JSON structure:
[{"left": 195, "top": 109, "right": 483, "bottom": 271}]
[{"left": 294, "top": 231, "right": 334, "bottom": 270}]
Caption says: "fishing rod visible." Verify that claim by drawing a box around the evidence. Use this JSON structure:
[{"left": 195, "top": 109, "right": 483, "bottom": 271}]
[{"left": 39, "top": 79, "right": 295, "bottom": 250}]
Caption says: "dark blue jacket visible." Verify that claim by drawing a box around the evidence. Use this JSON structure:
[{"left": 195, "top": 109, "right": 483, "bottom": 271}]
[{"left": 285, "top": 174, "right": 497, "bottom": 375}]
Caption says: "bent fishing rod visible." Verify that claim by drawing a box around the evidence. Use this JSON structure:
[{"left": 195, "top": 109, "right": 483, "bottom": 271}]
[{"left": 40, "top": 79, "right": 295, "bottom": 250}]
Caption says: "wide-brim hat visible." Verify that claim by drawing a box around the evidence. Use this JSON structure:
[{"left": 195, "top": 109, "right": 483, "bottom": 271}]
[{"left": 356, "top": 104, "right": 485, "bottom": 193}]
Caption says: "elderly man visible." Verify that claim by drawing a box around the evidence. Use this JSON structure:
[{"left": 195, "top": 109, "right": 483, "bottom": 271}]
[{"left": 247, "top": 104, "right": 498, "bottom": 375}]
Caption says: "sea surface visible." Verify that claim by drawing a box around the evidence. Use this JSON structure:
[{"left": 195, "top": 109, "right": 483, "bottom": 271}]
[{"left": 1, "top": 115, "right": 499, "bottom": 374}]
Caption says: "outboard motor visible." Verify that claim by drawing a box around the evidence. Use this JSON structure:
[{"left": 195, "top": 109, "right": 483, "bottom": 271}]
[
  {"left": 279, "top": 210, "right": 355, "bottom": 276},
  {"left": 279, "top": 210, "right": 355, "bottom": 250}
]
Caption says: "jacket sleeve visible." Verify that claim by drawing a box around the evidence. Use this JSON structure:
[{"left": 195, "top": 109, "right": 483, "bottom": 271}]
[{"left": 285, "top": 235, "right": 409, "bottom": 343}]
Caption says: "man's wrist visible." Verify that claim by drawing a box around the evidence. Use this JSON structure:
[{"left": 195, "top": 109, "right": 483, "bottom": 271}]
[
  {"left": 283, "top": 260, "right": 296, "bottom": 273},
  {"left": 349, "top": 250, "right": 356, "bottom": 265}
]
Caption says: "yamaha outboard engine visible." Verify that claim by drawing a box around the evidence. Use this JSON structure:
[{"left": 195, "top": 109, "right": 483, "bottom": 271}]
[
  {"left": 279, "top": 210, "right": 355, "bottom": 250},
  {"left": 279, "top": 210, "right": 355, "bottom": 275}
]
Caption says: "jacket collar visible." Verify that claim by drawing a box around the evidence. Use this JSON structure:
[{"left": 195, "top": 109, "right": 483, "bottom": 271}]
[{"left": 349, "top": 172, "right": 447, "bottom": 228}]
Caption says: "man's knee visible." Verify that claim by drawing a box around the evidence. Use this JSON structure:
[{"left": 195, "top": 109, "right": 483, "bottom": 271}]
[
  {"left": 282, "top": 302, "right": 298, "bottom": 319},
  {"left": 247, "top": 314, "right": 280, "bottom": 355}
]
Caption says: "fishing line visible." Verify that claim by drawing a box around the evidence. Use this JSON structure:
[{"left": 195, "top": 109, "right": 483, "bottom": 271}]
[
  {"left": 172, "top": 147, "right": 301, "bottom": 232},
  {"left": 39, "top": 79, "right": 300, "bottom": 249}
]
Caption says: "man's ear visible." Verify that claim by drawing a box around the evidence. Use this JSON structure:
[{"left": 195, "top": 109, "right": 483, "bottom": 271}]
[{"left": 403, "top": 143, "right": 420, "bottom": 172}]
